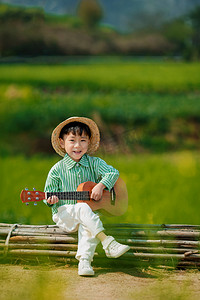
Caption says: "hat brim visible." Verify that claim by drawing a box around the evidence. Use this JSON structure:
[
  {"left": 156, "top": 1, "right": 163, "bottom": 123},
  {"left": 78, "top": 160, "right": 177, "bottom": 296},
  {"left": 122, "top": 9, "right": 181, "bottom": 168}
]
[{"left": 51, "top": 117, "right": 100, "bottom": 157}]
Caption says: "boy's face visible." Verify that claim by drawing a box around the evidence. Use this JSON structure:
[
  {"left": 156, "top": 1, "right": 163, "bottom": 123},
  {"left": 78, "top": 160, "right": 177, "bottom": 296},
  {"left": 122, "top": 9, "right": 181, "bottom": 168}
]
[{"left": 59, "top": 132, "right": 90, "bottom": 162}]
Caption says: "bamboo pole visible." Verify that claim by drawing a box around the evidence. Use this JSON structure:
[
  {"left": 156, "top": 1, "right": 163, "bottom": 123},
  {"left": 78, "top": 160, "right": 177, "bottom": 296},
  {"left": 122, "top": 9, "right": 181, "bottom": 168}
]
[
  {"left": 2, "top": 223, "right": 200, "bottom": 230},
  {"left": 1, "top": 228, "right": 200, "bottom": 240},
  {"left": 0, "top": 226, "right": 72, "bottom": 234},
  {"left": 123, "top": 238, "right": 200, "bottom": 247},
  {"left": 0, "top": 241, "right": 197, "bottom": 252},
  {"left": 5, "top": 236, "right": 200, "bottom": 248},
  {"left": 128, "top": 247, "right": 199, "bottom": 254},
  {"left": 177, "top": 261, "right": 200, "bottom": 267},
  {"left": 4, "top": 249, "right": 78, "bottom": 257},
  {"left": 0, "top": 243, "right": 78, "bottom": 251},
  {"left": 131, "top": 252, "right": 200, "bottom": 261},
  {"left": 0, "top": 241, "right": 199, "bottom": 255},
  {"left": 1, "top": 235, "right": 200, "bottom": 248},
  {"left": 9, "top": 235, "right": 78, "bottom": 244},
  {"left": 0, "top": 229, "right": 76, "bottom": 237},
  {"left": 104, "top": 229, "right": 200, "bottom": 239},
  {"left": 0, "top": 223, "right": 58, "bottom": 228},
  {"left": 2, "top": 248, "right": 200, "bottom": 262}
]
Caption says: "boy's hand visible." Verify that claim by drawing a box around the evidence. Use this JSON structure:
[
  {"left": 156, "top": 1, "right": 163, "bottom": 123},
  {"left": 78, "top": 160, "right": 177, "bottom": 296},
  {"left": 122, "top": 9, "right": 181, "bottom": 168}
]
[
  {"left": 46, "top": 195, "right": 59, "bottom": 205},
  {"left": 91, "top": 182, "right": 106, "bottom": 201}
]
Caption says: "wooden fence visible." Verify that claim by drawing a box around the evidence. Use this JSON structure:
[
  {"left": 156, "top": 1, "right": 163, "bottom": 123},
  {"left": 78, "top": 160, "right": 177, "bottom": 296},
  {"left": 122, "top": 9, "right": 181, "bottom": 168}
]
[{"left": 1, "top": 223, "right": 200, "bottom": 268}]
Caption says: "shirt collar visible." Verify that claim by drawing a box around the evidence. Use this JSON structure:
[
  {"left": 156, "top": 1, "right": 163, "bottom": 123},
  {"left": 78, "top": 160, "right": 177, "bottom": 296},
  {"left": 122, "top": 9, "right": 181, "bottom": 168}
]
[
  {"left": 79, "top": 154, "right": 90, "bottom": 167},
  {"left": 63, "top": 153, "right": 89, "bottom": 169}
]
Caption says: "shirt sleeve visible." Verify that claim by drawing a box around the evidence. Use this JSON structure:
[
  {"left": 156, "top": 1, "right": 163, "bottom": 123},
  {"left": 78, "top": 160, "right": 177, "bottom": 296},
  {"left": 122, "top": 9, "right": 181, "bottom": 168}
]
[
  {"left": 95, "top": 157, "right": 119, "bottom": 191},
  {"left": 43, "top": 165, "right": 61, "bottom": 207}
]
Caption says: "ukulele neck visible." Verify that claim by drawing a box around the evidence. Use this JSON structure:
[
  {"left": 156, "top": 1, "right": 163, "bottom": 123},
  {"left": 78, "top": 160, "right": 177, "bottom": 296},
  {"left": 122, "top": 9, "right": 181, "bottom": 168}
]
[{"left": 46, "top": 191, "right": 90, "bottom": 201}]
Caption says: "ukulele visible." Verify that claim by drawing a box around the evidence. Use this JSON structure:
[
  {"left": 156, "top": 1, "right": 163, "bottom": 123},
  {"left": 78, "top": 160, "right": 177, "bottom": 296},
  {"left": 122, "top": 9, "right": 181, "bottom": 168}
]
[{"left": 20, "top": 177, "right": 128, "bottom": 216}]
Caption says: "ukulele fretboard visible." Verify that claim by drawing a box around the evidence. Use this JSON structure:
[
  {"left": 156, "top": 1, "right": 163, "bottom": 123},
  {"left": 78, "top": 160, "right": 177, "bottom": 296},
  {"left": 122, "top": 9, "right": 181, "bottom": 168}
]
[{"left": 46, "top": 191, "right": 90, "bottom": 201}]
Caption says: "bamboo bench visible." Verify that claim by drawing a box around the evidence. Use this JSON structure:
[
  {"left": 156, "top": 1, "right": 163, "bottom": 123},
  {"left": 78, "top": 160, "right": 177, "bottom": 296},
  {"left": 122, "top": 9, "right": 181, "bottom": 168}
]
[{"left": 1, "top": 222, "right": 200, "bottom": 268}]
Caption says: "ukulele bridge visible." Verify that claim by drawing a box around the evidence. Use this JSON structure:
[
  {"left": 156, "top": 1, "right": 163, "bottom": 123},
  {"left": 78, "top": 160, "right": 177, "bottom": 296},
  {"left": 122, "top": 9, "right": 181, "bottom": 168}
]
[{"left": 110, "top": 187, "right": 116, "bottom": 205}]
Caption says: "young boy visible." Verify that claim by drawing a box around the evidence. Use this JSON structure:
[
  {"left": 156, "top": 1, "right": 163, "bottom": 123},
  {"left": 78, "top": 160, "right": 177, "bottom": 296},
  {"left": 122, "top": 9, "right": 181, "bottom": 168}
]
[{"left": 44, "top": 116, "right": 130, "bottom": 276}]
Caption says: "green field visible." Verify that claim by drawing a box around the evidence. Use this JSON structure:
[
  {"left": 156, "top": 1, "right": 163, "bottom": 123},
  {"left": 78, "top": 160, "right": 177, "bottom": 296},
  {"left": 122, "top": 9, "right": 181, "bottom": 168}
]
[
  {"left": 1, "top": 62, "right": 200, "bottom": 155},
  {"left": 2, "top": 152, "right": 200, "bottom": 225},
  {"left": 0, "top": 62, "right": 200, "bottom": 92}
]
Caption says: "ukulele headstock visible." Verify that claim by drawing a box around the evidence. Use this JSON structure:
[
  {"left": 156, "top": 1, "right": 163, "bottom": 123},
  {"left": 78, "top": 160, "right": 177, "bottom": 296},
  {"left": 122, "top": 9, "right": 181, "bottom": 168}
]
[{"left": 20, "top": 188, "right": 44, "bottom": 205}]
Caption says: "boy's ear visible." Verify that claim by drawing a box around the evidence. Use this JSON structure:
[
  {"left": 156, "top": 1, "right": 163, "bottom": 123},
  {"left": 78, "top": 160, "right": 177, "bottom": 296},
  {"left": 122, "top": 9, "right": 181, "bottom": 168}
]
[{"left": 59, "top": 138, "right": 65, "bottom": 149}]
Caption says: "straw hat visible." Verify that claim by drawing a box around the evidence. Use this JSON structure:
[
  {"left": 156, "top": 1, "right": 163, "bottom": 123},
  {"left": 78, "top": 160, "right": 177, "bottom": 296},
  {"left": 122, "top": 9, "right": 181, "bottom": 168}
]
[{"left": 51, "top": 117, "right": 100, "bottom": 157}]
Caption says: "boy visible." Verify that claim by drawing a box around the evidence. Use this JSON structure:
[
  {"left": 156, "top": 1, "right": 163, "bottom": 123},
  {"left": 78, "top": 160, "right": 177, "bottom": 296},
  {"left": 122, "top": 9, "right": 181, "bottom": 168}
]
[{"left": 44, "top": 116, "right": 130, "bottom": 276}]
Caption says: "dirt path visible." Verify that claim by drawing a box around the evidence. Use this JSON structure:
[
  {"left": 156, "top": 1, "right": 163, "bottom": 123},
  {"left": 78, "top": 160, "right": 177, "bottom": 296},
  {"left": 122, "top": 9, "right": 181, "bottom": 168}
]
[{"left": 1, "top": 264, "right": 200, "bottom": 300}]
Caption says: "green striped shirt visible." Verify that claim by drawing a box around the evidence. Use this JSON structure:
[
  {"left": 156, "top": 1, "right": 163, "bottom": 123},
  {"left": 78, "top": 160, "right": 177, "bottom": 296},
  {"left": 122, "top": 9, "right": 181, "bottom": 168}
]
[{"left": 44, "top": 153, "right": 119, "bottom": 215}]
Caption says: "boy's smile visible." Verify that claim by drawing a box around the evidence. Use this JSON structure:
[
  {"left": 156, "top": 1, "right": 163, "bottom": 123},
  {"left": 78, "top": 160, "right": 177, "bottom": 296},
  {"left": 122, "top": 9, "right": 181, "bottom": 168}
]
[{"left": 60, "top": 132, "right": 90, "bottom": 162}]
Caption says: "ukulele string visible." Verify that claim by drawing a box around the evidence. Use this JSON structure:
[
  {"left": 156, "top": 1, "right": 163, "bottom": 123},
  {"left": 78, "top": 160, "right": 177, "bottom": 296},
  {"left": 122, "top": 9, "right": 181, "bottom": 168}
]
[{"left": 49, "top": 191, "right": 90, "bottom": 201}]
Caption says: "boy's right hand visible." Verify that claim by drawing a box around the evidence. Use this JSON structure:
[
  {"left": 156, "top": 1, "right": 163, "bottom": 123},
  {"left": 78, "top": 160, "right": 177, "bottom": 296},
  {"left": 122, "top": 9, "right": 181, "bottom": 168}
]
[{"left": 46, "top": 195, "right": 59, "bottom": 205}]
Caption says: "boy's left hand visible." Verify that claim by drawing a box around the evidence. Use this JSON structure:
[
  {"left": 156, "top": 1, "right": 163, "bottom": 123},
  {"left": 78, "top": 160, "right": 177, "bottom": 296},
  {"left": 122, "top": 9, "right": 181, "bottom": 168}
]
[{"left": 91, "top": 182, "right": 106, "bottom": 201}]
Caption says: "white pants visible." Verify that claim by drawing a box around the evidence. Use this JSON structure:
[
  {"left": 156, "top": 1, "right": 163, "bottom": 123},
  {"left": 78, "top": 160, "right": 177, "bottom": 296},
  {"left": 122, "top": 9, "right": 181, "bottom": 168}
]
[{"left": 52, "top": 203, "right": 105, "bottom": 262}]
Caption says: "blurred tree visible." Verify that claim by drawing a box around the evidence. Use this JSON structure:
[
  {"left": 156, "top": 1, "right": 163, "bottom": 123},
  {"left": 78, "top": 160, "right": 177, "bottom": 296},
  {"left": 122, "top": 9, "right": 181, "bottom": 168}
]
[
  {"left": 77, "top": 0, "right": 103, "bottom": 29},
  {"left": 0, "top": 4, "right": 44, "bottom": 23},
  {"left": 187, "top": 6, "right": 200, "bottom": 60},
  {"left": 162, "top": 18, "right": 193, "bottom": 57}
]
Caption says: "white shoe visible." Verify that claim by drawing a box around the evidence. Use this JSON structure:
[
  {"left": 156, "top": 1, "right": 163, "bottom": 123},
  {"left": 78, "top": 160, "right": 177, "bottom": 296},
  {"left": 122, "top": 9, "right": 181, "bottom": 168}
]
[
  {"left": 78, "top": 259, "right": 94, "bottom": 276},
  {"left": 102, "top": 236, "right": 130, "bottom": 258}
]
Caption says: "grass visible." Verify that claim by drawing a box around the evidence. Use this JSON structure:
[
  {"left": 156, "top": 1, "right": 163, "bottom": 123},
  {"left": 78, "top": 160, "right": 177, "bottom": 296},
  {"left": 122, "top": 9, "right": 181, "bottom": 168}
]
[
  {"left": 1, "top": 88, "right": 200, "bottom": 132},
  {"left": 0, "top": 62, "right": 200, "bottom": 92},
  {"left": 2, "top": 86, "right": 200, "bottom": 120},
  {"left": 0, "top": 61, "right": 200, "bottom": 155},
  {"left": 0, "top": 265, "right": 66, "bottom": 300},
  {"left": 1, "top": 86, "right": 200, "bottom": 156},
  {"left": 1, "top": 152, "right": 200, "bottom": 226}
]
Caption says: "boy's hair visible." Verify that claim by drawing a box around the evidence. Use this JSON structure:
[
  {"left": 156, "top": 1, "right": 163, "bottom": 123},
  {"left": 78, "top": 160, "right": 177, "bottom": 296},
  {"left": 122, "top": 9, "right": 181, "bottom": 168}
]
[{"left": 59, "top": 121, "right": 91, "bottom": 139}]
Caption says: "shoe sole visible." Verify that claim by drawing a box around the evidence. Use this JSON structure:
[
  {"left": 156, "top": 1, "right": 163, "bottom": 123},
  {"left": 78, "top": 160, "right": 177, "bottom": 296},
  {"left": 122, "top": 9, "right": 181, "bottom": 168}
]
[{"left": 78, "top": 271, "right": 95, "bottom": 276}]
